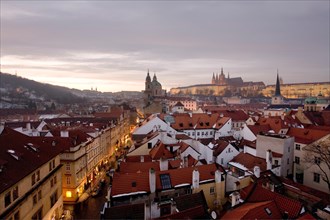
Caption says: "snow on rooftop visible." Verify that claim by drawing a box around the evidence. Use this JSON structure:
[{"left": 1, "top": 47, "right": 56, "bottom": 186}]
[
  {"left": 199, "top": 179, "right": 214, "bottom": 184},
  {"left": 174, "top": 183, "right": 190, "bottom": 188},
  {"left": 229, "top": 162, "right": 248, "bottom": 171},
  {"left": 112, "top": 191, "right": 147, "bottom": 198}
]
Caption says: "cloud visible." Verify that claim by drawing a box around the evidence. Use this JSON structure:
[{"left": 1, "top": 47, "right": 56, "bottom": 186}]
[{"left": 1, "top": 1, "right": 329, "bottom": 92}]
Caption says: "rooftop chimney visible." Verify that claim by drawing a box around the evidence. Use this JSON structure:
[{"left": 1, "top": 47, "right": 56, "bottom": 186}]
[
  {"left": 253, "top": 166, "right": 261, "bottom": 178},
  {"left": 60, "top": 130, "right": 69, "bottom": 138},
  {"left": 149, "top": 168, "right": 156, "bottom": 193},
  {"left": 266, "top": 150, "right": 272, "bottom": 170},
  {"left": 192, "top": 168, "right": 200, "bottom": 189}
]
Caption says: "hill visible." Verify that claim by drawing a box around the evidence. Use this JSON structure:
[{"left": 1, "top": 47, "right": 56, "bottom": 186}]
[{"left": 0, "top": 72, "right": 87, "bottom": 104}]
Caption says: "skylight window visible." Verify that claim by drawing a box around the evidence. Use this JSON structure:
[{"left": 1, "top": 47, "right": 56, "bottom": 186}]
[
  {"left": 264, "top": 207, "right": 272, "bottom": 216},
  {"left": 160, "top": 174, "right": 172, "bottom": 190}
]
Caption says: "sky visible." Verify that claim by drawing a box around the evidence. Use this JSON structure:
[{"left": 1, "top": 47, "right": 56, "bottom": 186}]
[{"left": 1, "top": 1, "right": 329, "bottom": 92}]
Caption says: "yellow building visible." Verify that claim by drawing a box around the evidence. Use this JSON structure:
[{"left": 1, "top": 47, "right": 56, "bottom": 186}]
[
  {"left": 262, "top": 82, "right": 330, "bottom": 99},
  {"left": 0, "top": 127, "right": 64, "bottom": 220}
]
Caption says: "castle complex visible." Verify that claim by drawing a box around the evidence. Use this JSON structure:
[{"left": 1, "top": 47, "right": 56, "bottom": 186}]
[
  {"left": 211, "top": 68, "right": 243, "bottom": 86},
  {"left": 169, "top": 69, "right": 330, "bottom": 98}
]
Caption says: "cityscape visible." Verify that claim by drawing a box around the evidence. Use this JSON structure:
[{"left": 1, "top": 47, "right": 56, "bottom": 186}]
[{"left": 1, "top": 1, "right": 330, "bottom": 220}]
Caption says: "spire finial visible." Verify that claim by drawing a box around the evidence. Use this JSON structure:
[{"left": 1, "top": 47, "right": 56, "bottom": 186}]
[{"left": 275, "top": 70, "right": 281, "bottom": 96}]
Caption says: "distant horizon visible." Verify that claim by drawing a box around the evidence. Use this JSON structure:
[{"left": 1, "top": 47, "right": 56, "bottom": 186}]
[
  {"left": 1, "top": 1, "right": 329, "bottom": 92},
  {"left": 1, "top": 71, "right": 329, "bottom": 93}
]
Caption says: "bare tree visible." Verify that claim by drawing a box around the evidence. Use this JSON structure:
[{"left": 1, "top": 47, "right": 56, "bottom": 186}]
[{"left": 303, "top": 134, "right": 330, "bottom": 192}]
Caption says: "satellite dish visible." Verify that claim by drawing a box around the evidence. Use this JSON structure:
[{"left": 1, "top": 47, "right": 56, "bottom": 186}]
[{"left": 211, "top": 211, "right": 217, "bottom": 219}]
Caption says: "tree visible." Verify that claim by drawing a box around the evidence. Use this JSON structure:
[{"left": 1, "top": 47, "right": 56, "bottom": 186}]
[{"left": 303, "top": 134, "right": 330, "bottom": 192}]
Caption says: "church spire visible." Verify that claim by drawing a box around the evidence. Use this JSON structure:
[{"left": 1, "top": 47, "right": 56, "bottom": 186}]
[
  {"left": 212, "top": 72, "right": 215, "bottom": 84},
  {"left": 146, "top": 69, "right": 151, "bottom": 82},
  {"left": 221, "top": 67, "right": 224, "bottom": 75},
  {"left": 275, "top": 69, "right": 281, "bottom": 96},
  {"left": 153, "top": 73, "right": 157, "bottom": 81}
]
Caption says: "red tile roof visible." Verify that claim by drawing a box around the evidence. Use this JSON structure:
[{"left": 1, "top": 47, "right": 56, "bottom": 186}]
[
  {"left": 149, "top": 140, "right": 175, "bottom": 160},
  {"left": 230, "top": 152, "right": 267, "bottom": 172},
  {"left": 111, "top": 164, "right": 221, "bottom": 197},
  {"left": 248, "top": 124, "right": 271, "bottom": 136},
  {"left": 212, "top": 140, "right": 230, "bottom": 156},
  {"left": 0, "top": 127, "right": 70, "bottom": 193},
  {"left": 287, "top": 127, "right": 330, "bottom": 144},
  {"left": 257, "top": 116, "right": 288, "bottom": 133},
  {"left": 125, "top": 155, "right": 152, "bottom": 162},
  {"left": 169, "top": 159, "right": 182, "bottom": 169},
  {"left": 119, "top": 161, "right": 160, "bottom": 174},
  {"left": 156, "top": 205, "right": 208, "bottom": 219},
  {"left": 280, "top": 178, "right": 330, "bottom": 206},
  {"left": 246, "top": 184, "right": 303, "bottom": 219},
  {"left": 160, "top": 113, "right": 230, "bottom": 131},
  {"left": 222, "top": 201, "right": 283, "bottom": 219}
]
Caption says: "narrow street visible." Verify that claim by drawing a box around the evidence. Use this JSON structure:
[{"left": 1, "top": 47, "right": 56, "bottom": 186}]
[{"left": 73, "top": 178, "right": 110, "bottom": 219}]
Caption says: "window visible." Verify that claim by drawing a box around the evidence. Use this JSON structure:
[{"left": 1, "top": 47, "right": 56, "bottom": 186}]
[
  {"left": 288, "top": 146, "right": 290, "bottom": 152},
  {"left": 66, "top": 163, "right": 70, "bottom": 171},
  {"left": 295, "top": 144, "right": 301, "bottom": 150},
  {"left": 66, "top": 177, "right": 71, "bottom": 185},
  {"left": 287, "top": 158, "right": 290, "bottom": 165},
  {"left": 313, "top": 173, "right": 320, "bottom": 183},
  {"left": 32, "top": 207, "right": 42, "bottom": 220},
  {"left": 36, "top": 170, "right": 40, "bottom": 181},
  {"left": 32, "top": 173, "right": 36, "bottom": 186},
  {"left": 160, "top": 174, "right": 172, "bottom": 190},
  {"left": 49, "top": 162, "right": 52, "bottom": 172},
  {"left": 197, "top": 132, "right": 200, "bottom": 136},
  {"left": 274, "top": 160, "right": 279, "bottom": 166},
  {"left": 12, "top": 186, "right": 18, "bottom": 201},
  {"left": 221, "top": 158, "right": 224, "bottom": 165},
  {"left": 295, "top": 157, "right": 300, "bottom": 165},
  {"left": 50, "top": 191, "right": 58, "bottom": 207},
  {"left": 314, "top": 157, "right": 321, "bottom": 165},
  {"left": 14, "top": 211, "right": 19, "bottom": 220},
  {"left": 33, "top": 194, "right": 37, "bottom": 205},
  {"left": 210, "top": 186, "right": 215, "bottom": 195},
  {"left": 148, "top": 143, "right": 152, "bottom": 149},
  {"left": 210, "top": 131, "right": 213, "bottom": 135},
  {"left": 201, "top": 132, "right": 204, "bottom": 136},
  {"left": 5, "top": 191, "right": 11, "bottom": 207},
  {"left": 38, "top": 190, "right": 42, "bottom": 200}
]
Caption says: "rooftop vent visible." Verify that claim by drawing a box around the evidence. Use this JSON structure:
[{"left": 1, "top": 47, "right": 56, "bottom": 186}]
[
  {"left": 52, "top": 140, "right": 56, "bottom": 147},
  {"left": 264, "top": 207, "right": 272, "bottom": 216},
  {"left": 25, "top": 143, "right": 39, "bottom": 152},
  {"left": 7, "top": 149, "right": 23, "bottom": 160}
]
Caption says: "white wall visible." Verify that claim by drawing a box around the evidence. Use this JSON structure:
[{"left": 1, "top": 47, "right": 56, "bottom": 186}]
[
  {"left": 215, "top": 144, "right": 239, "bottom": 167},
  {"left": 241, "top": 124, "right": 257, "bottom": 142},
  {"left": 133, "top": 116, "right": 176, "bottom": 135},
  {"left": 215, "top": 119, "right": 232, "bottom": 139}
]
